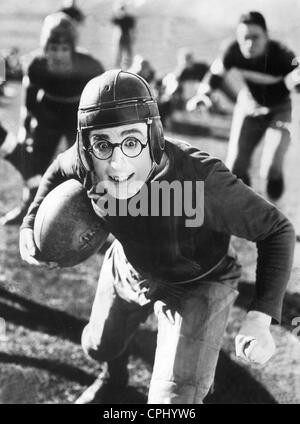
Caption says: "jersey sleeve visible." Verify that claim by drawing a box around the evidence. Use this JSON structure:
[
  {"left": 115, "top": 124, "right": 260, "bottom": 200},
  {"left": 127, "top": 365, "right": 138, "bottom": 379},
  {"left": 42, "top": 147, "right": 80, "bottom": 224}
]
[
  {"left": 205, "top": 41, "right": 237, "bottom": 91},
  {"left": 21, "top": 143, "right": 84, "bottom": 230},
  {"left": 274, "top": 42, "right": 298, "bottom": 76},
  {"left": 204, "top": 161, "right": 295, "bottom": 323},
  {"left": 22, "top": 55, "right": 42, "bottom": 115},
  {"left": 222, "top": 41, "right": 239, "bottom": 71}
]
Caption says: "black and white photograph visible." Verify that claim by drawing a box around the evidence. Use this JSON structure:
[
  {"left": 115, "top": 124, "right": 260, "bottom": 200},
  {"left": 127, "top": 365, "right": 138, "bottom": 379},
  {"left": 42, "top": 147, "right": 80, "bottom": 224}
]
[{"left": 0, "top": 0, "right": 300, "bottom": 406}]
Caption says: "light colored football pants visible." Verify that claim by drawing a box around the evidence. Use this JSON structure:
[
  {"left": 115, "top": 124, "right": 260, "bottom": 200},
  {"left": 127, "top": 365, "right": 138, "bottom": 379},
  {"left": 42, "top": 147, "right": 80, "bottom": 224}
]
[
  {"left": 226, "top": 88, "right": 291, "bottom": 185},
  {"left": 82, "top": 240, "right": 241, "bottom": 404}
]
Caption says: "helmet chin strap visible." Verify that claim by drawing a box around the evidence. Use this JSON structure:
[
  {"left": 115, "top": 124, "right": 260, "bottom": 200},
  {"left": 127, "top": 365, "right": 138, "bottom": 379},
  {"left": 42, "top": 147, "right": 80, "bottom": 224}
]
[
  {"left": 145, "top": 118, "right": 167, "bottom": 183},
  {"left": 147, "top": 117, "right": 155, "bottom": 163},
  {"left": 145, "top": 162, "right": 157, "bottom": 183}
]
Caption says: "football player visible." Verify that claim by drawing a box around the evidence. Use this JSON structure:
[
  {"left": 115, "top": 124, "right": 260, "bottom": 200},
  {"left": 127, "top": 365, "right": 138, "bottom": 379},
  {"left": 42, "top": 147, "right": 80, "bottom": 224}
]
[
  {"left": 0, "top": 12, "right": 104, "bottom": 226},
  {"left": 20, "top": 70, "right": 295, "bottom": 404},
  {"left": 187, "top": 11, "right": 300, "bottom": 200}
]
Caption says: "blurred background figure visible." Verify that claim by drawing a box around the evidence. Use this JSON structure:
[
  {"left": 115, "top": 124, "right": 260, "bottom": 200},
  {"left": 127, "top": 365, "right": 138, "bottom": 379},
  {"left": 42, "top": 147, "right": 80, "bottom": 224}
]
[
  {"left": 128, "top": 54, "right": 156, "bottom": 85},
  {"left": 111, "top": 0, "right": 136, "bottom": 69},
  {"left": 158, "top": 48, "right": 209, "bottom": 125},
  {"left": 58, "top": 0, "right": 85, "bottom": 26},
  {"left": 0, "top": 47, "right": 23, "bottom": 98},
  {"left": 0, "top": 12, "right": 104, "bottom": 226},
  {"left": 173, "top": 49, "right": 209, "bottom": 105},
  {"left": 187, "top": 11, "right": 300, "bottom": 200}
]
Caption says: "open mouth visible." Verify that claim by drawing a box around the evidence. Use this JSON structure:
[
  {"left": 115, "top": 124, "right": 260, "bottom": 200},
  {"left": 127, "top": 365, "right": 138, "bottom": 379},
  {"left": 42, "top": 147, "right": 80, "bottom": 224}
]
[{"left": 108, "top": 173, "right": 134, "bottom": 183}]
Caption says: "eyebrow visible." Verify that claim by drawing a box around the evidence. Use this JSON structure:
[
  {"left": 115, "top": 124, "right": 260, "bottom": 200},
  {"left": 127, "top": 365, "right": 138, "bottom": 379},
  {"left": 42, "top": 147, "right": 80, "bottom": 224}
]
[
  {"left": 121, "top": 129, "right": 144, "bottom": 136},
  {"left": 92, "top": 128, "right": 144, "bottom": 139}
]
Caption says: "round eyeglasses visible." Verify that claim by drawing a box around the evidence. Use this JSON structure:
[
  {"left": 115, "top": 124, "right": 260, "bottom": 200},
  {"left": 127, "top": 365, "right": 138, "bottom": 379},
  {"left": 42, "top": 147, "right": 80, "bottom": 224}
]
[{"left": 87, "top": 136, "right": 149, "bottom": 160}]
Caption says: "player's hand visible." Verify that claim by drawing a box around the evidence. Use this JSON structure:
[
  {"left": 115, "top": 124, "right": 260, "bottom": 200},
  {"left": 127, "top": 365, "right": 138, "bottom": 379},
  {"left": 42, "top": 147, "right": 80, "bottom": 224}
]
[
  {"left": 19, "top": 228, "right": 58, "bottom": 269},
  {"left": 154, "top": 300, "right": 176, "bottom": 325},
  {"left": 235, "top": 311, "right": 276, "bottom": 365}
]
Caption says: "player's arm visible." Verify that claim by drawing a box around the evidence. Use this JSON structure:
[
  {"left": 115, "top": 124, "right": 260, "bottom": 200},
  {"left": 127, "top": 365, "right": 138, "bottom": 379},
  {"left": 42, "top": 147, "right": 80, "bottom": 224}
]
[
  {"left": 186, "top": 57, "right": 238, "bottom": 111},
  {"left": 19, "top": 144, "right": 82, "bottom": 266},
  {"left": 186, "top": 58, "right": 225, "bottom": 111},
  {"left": 18, "top": 64, "right": 40, "bottom": 143},
  {"left": 269, "top": 43, "right": 300, "bottom": 91},
  {"left": 186, "top": 42, "right": 238, "bottom": 111},
  {"left": 284, "top": 59, "right": 300, "bottom": 91},
  {"left": 204, "top": 161, "right": 295, "bottom": 364}
]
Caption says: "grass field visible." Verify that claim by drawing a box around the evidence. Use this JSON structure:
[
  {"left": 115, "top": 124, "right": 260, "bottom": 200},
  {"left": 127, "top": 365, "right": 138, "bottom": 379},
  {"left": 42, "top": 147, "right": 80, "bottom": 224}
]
[{"left": 0, "top": 0, "right": 300, "bottom": 404}]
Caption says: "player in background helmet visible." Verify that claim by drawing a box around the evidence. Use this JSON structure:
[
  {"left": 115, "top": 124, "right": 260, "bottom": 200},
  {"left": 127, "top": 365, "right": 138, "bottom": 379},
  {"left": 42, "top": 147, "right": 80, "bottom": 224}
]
[
  {"left": 20, "top": 70, "right": 295, "bottom": 404},
  {"left": 0, "top": 12, "right": 104, "bottom": 226}
]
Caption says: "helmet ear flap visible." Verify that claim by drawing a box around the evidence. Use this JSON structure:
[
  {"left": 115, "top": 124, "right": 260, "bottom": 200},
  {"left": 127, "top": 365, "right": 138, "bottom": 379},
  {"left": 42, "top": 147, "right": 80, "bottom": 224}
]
[
  {"left": 150, "top": 118, "right": 165, "bottom": 165},
  {"left": 77, "top": 131, "right": 93, "bottom": 172}
]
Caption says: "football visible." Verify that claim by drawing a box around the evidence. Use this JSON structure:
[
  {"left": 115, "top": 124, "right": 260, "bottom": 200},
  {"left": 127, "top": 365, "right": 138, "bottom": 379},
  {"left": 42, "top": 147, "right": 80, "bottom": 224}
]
[{"left": 33, "top": 179, "right": 109, "bottom": 267}]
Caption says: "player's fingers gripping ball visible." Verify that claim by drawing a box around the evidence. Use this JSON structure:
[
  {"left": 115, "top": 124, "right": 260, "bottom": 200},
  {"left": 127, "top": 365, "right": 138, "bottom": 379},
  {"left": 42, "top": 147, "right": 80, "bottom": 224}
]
[
  {"left": 33, "top": 179, "right": 109, "bottom": 267},
  {"left": 235, "top": 311, "right": 276, "bottom": 365},
  {"left": 19, "top": 228, "right": 49, "bottom": 267}
]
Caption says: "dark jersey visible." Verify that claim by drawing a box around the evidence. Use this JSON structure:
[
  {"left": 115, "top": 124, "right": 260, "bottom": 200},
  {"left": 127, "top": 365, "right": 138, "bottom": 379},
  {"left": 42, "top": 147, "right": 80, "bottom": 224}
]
[
  {"left": 22, "top": 138, "right": 295, "bottom": 323},
  {"left": 24, "top": 49, "right": 104, "bottom": 110},
  {"left": 222, "top": 40, "right": 297, "bottom": 107}
]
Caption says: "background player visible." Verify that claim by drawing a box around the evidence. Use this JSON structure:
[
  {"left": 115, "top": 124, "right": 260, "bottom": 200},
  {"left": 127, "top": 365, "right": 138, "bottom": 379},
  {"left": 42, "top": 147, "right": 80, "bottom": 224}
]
[
  {"left": 187, "top": 11, "right": 300, "bottom": 200},
  {"left": 0, "top": 12, "right": 104, "bottom": 225}
]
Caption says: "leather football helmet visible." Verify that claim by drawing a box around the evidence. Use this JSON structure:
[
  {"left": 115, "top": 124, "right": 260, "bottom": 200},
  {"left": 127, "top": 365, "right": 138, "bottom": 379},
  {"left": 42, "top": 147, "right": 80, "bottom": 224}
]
[{"left": 77, "top": 69, "right": 165, "bottom": 169}]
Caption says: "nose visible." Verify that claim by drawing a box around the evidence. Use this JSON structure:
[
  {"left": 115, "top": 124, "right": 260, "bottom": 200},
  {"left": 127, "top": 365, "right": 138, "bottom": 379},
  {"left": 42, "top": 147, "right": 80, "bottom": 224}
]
[
  {"left": 52, "top": 47, "right": 68, "bottom": 60},
  {"left": 245, "top": 39, "right": 254, "bottom": 50},
  {"left": 109, "top": 146, "right": 127, "bottom": 169},
  {"left": 56, "top": 50, "right": 65, "bottom": 59}
]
